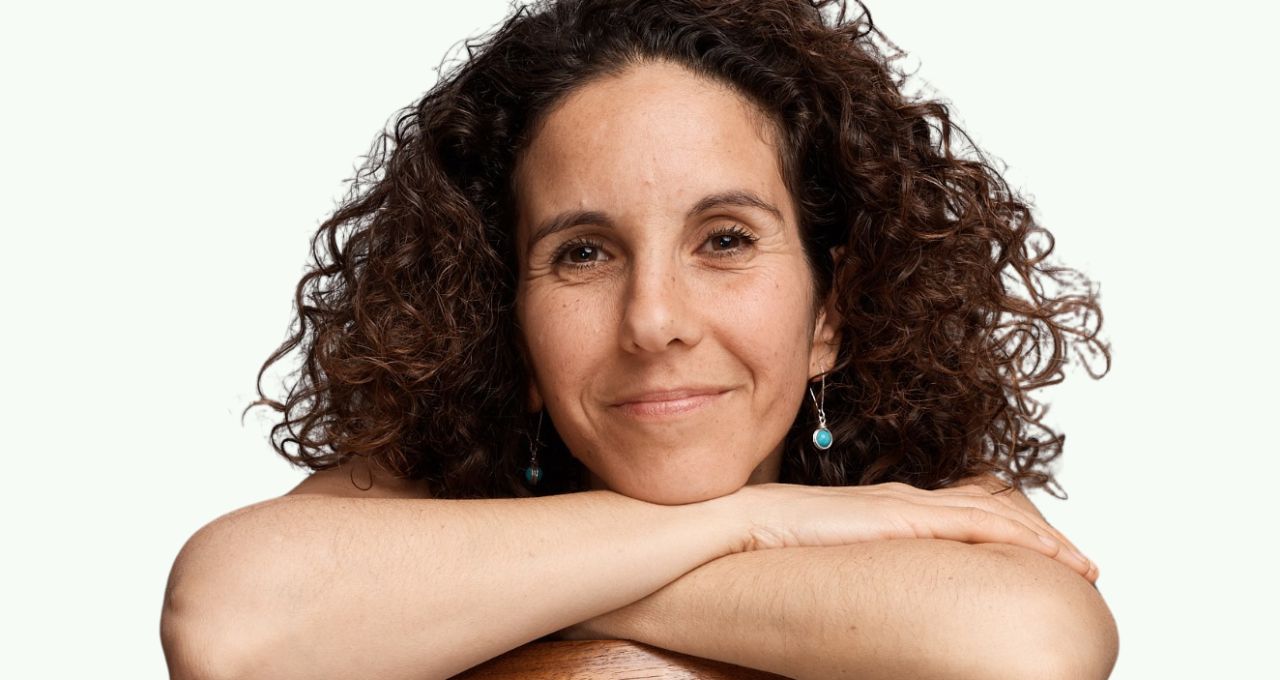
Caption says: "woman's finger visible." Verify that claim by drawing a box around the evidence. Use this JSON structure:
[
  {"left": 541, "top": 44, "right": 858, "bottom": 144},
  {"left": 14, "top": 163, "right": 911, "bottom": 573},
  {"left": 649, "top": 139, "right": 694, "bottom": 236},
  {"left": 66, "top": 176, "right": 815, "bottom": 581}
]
[
  {"left": 902, "top": 502, "right": 1048, "bottom": 556},
  {"left": 961, "top": 502, "right": 1093, "bottom": 579},
  {"left": 949, "top": 486, "right": 1094, "bottom": 578},
  {"left": 935, "top": 486, "right": 1084, "bottom": 554},
  {"left": 877, "top": 486, "right": 1094, "bottom": 579},
  {"left": 980, "top": 492, "right": 1091, "bottom": 570},
  {"left": 919, "top": 503, "right": 1093, "bottom": 578}
]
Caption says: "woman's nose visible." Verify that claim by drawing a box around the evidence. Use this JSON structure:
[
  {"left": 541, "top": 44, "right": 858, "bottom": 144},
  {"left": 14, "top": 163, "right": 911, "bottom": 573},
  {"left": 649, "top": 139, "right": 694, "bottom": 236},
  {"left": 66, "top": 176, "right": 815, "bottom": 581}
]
[{"left": 618, "top": 258, "right": 703, "bottom": 354}]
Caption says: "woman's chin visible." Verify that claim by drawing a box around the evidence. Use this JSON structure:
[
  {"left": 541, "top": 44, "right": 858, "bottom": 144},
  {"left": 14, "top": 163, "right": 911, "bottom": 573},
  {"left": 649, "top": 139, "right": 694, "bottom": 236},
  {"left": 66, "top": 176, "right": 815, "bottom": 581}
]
[
  {"left": 598, "top": 474, "right": 746, "bottom": 506},
  {"left": 580, "top": 442, "right": 783, "bottom": 505}
]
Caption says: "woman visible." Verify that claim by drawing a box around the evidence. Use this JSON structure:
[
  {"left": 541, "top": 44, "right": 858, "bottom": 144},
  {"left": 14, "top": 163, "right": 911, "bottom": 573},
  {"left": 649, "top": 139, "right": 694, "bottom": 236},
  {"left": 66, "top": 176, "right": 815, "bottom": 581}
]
[{"left": 161, "top": 0, "right": 1117, "bottom": 678}]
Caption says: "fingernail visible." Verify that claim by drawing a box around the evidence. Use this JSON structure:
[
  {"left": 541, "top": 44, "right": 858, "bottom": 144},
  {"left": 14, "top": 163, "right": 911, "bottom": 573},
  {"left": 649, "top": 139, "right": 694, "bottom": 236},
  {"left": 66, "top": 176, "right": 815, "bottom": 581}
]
[{"left": 1038, "top": 535, "right": 1059, "bottom": 549}]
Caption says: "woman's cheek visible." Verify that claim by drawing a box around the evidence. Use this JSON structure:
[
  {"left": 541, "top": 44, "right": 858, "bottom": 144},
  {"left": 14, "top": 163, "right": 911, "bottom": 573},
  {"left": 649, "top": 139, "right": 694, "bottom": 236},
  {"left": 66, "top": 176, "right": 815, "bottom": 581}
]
[
  {"left": 721, "top": 266, "right": 808, "bottom": 327},
  {"left": 739, "top": 268, "right": 818, "bottom": 381},
  {"left": 530, "top": 291, "right": 614, "bottom": 379}
]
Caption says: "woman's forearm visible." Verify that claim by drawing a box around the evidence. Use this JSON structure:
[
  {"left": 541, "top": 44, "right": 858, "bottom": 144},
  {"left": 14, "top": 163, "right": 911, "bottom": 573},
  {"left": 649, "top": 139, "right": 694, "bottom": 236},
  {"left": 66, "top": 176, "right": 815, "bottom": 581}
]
[
  {"left": 592, "top": 538, "right": 1118, "bottom": 680},
  {"left": 161, "top": 491, "right": 740, "bottom": 680}
]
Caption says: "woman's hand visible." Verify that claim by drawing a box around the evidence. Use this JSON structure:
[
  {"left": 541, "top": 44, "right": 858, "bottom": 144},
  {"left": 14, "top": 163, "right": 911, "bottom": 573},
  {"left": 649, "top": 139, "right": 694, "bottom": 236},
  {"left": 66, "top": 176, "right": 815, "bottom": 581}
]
[{"left": 722, "top": 482, "right": 1096, "bottom": 582}]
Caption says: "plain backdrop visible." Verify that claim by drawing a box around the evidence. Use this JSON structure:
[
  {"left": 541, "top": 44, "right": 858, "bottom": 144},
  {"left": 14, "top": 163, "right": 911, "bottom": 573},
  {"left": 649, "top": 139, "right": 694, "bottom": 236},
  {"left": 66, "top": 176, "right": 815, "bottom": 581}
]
[{"left": 3, "top": 1, "right": 1276, "bottom": 677}]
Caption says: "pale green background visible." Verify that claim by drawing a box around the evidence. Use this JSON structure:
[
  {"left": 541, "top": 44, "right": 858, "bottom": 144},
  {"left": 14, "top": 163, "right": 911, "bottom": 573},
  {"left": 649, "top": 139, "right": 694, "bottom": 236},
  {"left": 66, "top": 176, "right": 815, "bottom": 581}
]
[{"left": 2, "top": 1, "right": 1274, "bottom": 677}]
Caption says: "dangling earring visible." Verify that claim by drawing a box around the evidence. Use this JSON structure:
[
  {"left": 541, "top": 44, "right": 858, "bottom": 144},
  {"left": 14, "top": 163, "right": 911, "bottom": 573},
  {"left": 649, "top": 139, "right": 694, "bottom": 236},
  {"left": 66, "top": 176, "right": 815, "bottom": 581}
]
[
  {"left": 523, "top": 410, "right": 544, "bottom": 485},
  {"left": 808, "top": 375, "right": 833, "bottom": 450}
]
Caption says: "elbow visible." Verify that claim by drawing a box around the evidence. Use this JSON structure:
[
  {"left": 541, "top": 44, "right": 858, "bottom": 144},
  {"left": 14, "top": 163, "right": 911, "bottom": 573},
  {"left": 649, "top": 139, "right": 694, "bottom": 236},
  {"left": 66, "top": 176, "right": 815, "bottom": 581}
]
[
  {"left": 161, "top": 576, "right": 259, "bottom": 680},
  {"left": 161, "top": 508, "right": 294, "bottom": 680},
  {"left": 162, "top": 614, "right": 250, "bottom": 680},
  {"left": 1028, "top": 586, "right": 1120, "bottom": 680},
  {"left": 1001, "top": 564, "right": 1120, "bottom": 679},
  {"left": 965, "top": 543, "right": 1119, "bottom": 680}
]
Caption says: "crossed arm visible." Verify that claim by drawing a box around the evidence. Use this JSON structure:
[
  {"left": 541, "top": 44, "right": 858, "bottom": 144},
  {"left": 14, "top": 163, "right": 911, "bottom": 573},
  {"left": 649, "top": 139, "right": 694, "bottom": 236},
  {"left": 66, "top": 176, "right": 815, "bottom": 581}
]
[{"left": 559, "top": 481, "right": 1119, "bottom": 680}]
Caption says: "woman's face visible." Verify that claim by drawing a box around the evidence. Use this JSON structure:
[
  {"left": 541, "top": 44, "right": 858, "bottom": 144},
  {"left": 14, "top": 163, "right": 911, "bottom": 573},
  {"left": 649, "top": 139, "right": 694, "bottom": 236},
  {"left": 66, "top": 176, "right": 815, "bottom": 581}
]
[{"left": 514, "top": 60, "right": 839, "bottom": 505}]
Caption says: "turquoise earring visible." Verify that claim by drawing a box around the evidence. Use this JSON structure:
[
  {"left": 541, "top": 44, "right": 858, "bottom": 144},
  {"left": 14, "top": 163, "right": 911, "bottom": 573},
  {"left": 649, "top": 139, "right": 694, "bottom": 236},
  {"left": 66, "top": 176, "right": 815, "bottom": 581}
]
[
  {"left": 523, "top": 410, "right": 544, "bottom": 485},
  {"left": 809, "top": 375, "right": 833, "bottom": 450}
]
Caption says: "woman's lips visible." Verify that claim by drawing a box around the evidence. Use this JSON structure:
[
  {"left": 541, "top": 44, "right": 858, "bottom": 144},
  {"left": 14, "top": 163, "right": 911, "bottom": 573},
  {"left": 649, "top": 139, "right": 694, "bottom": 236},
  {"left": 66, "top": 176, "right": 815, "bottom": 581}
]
[{"left": 612, "top": 389, "right": 730, "bottom": 418}]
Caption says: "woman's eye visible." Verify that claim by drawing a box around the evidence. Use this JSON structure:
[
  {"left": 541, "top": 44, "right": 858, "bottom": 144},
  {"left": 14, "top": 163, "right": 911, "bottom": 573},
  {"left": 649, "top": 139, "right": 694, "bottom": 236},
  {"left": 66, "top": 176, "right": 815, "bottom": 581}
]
[
  {"left": 704, "top": 225, "right": 758, "bottom": 255},
  {"left": 553, "top": 239, "right": 608, "bottom": 267},
  {"left": 567, "top": 245, "right": 599, "bottom": 263},
  {"left": 711, "top": 233, "right": 742, "bottom": 250}
]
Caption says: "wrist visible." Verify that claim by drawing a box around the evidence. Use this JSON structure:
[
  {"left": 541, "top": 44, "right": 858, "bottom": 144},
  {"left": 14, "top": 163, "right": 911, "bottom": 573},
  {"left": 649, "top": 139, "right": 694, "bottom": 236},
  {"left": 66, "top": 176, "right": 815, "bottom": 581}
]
[{"left": 694, "top": 484, "right": 756, "bottom": 557}]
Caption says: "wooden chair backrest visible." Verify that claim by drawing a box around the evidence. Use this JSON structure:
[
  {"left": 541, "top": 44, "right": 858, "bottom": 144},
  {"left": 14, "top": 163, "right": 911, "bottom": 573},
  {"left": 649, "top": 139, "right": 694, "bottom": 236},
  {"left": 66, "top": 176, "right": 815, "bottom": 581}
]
[{"left": 451, "top": 639, "right": 789, "bottom": 679}]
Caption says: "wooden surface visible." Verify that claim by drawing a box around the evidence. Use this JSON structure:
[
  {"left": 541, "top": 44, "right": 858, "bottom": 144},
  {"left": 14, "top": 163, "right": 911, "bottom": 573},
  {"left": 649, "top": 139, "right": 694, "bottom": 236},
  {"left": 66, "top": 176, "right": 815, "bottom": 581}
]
[{"left": 451, "top": 639, "right": 791, "bottom": 679}]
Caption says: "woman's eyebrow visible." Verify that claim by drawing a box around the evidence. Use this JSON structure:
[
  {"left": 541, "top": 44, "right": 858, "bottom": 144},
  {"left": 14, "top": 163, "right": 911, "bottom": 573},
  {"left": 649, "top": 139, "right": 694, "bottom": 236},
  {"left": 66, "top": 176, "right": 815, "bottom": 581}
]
[
  {"left": 687, "top": 190, "right": 782, "bottom": 223},
  {"left": 529, "top": 210, "right": 616, "bottom": 254},
  {"left": 527, "top": 190, "right": 782, "bottom": 255}
]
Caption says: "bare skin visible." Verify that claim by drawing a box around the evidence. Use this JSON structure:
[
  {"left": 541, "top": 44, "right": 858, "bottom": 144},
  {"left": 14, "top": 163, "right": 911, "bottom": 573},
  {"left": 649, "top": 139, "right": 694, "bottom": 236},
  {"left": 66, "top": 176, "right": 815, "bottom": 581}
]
[
  {"left": 161, "top": 455, "right": 1112, "bottom": 679},
  {"left": 160, "top": 62, "right": 1114, "bottom": 680}
]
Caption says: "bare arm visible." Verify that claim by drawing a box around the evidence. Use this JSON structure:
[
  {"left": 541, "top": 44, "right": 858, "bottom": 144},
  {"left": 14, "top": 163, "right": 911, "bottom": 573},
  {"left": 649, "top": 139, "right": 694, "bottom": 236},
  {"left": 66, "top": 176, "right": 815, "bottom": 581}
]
[
  {"left": 568, "top": 477, "right": 1113, "bottom": 680},
  {"left": 579, "top": 539, "right": 1119, "bottom": 680},
  {"left": 162, "top": 465, "right": 1101, "bottom": 680},
  {"left": 160, "top": 489, "right": 739, "bottom": 680}
]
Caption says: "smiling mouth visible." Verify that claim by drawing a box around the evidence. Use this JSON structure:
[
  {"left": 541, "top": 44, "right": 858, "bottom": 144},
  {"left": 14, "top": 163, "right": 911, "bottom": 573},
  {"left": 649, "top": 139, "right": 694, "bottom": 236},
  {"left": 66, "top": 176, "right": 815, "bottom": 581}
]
[{"left": 612, "top": 390, "right": 731, "bottom": 418}]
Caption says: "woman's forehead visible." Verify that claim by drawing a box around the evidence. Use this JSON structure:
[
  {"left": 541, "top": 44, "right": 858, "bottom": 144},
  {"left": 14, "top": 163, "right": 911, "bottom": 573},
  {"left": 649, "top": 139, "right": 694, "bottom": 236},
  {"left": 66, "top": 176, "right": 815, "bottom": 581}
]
[{"left": 512, "top": 61, "right": 793, "bottom": 233}]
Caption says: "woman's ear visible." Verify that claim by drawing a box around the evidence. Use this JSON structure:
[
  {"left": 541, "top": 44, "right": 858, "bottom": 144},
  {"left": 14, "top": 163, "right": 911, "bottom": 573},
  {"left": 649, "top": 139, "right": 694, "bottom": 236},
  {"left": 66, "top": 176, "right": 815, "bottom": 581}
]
[
  {"left": 527, "top": 379, "right": 544, "bottom": 413},
  {"left": 808, "top": 304, "right": 841, "bottom": 379},
  {"left": 517, "top": 333, "right": 545, "bottom": 412},
  {"left": 809, "top": 246, "right": 845, "bottom": 378}
]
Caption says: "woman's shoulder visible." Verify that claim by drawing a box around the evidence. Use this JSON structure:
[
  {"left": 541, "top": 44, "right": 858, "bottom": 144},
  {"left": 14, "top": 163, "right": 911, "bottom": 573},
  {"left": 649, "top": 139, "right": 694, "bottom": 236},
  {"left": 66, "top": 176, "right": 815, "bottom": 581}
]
[{"left": 285, "top": 457, "right": 435, "bottom": 500}]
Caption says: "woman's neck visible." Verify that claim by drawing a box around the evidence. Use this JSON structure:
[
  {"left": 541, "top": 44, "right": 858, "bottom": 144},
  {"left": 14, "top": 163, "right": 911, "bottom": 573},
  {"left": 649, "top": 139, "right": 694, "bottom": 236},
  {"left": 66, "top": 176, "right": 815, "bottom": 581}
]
[{"left": 583, "top": 444, "right": 784, "bottom": 493}]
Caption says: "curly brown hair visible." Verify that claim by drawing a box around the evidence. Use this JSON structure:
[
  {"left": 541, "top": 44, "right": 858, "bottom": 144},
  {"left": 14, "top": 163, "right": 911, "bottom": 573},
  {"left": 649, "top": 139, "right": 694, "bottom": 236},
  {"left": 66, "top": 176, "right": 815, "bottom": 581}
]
[{"left": 247, "top": 0, "right": 1110, "bottom": 500}]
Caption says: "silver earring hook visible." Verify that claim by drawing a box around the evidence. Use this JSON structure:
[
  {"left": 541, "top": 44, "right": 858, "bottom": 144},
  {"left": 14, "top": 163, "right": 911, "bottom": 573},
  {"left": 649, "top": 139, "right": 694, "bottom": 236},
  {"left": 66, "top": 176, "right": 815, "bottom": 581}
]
[
  {"left": 530, "top": 410, "right": 544, "bottom": 460},
  {"left": 809, "top": 373, "right": 834, "bottom": 450},
  {"left": 807, "top": 374, "right": 827, "bottom": 427},
  {"left": 524, "top": 410, "right": 546, "bottom": 486}
]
